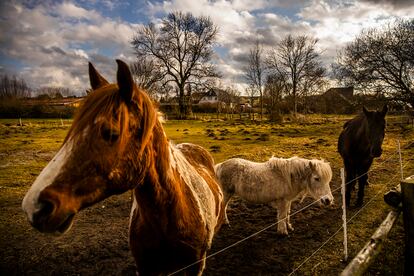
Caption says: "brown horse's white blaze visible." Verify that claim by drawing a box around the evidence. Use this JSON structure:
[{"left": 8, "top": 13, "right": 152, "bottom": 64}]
[
  {"left": 22, "top": 60, "right": 224, "bottom": 275},
  {"left": 22, "top": 139, "right": 74, "bottom": 232}
]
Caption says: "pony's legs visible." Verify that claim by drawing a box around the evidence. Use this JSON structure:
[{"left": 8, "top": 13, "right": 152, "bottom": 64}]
[
  {"left": 286, "top": 201, "right": 293, "bottom": 231},
  {"left": 271, "top": 200, "right": 289, "bottom": 235}
]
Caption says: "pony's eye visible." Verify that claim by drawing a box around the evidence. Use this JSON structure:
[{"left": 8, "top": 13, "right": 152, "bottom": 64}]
[
  {"left": 314, "top": 177, "right": 320, "bottom": 182},
  {"left": 101, "top": 128, "right": 119, "bottom": 143}
]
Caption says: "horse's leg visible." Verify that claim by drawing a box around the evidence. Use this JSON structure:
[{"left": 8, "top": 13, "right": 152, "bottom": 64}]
[
  {"left": 184, "top": 252, "right": 206, "bottom": 276},
  {"left": 271, "top": 200, "right": 289, "bottom": 235},
  {"left": 356, "top": 160, "right": 372, "bottom": 207},
  {"left": 286, "top": 201, "right": 294, "bottom": 231}
]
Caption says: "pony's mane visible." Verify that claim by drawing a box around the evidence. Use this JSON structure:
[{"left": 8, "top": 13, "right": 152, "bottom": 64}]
[
  {"left": 268, "top": 156, "right": 332, "bottom": 181},
  {"left": 66, "top": 83, "right": 159, "bottom": 154},
  {"left": 309, "top": 158, "right": 332, "bottom": 181}
]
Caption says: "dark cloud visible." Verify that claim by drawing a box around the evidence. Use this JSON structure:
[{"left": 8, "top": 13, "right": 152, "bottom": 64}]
[{"left": 358, "top": 0, "right": 414, "bottom": 8}]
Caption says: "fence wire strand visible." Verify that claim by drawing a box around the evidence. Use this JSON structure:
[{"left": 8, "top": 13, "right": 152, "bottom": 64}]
[
  {"left": 169, "top": 143, "right": 410, "bottom": 275},
  {"left": 288, "top": 162, "right": 410, "bottom": 275}
]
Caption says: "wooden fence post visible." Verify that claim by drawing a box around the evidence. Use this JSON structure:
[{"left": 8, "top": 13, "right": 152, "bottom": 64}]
[
  {"left": 401, "top": 175, "right": 414, "bottom": 276},
  {"left": 340, "top": 209, "right": 401, "bottom": 276}
]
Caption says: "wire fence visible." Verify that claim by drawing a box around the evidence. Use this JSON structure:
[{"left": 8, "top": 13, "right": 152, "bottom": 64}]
[
  {"left": 288, "top": 163, "right": 409, "bottom": 275},
  {"left": 168, "top": 141, "right": 411, "bottom": 275}
]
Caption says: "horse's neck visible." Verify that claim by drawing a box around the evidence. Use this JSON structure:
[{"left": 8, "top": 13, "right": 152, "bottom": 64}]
[
  {"left": 132, "top": 140, "right": 194, "bottom": 223},
  {"left": 350, "top": 117, "right": 370, "bottom": 150}
]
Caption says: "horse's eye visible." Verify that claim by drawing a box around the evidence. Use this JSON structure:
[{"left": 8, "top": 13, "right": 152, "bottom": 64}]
[
  {"left": 101, "top": 128, "right": 119, "bottom": 143},
  {"left": 314, "top": 177, "right": 320, "bottom": 182}
]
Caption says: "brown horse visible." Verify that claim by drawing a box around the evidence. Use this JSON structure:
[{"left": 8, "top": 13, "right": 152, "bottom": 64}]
[
  {"left": 22, "top": 60, "right": 224, "bottom": 275},
  {"left": 338, "top": 105, "right": 388, "bottom": 207}
]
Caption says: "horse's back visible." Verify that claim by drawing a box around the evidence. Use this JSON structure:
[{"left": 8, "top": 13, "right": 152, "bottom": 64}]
[
  {"left": 175, "top": 143, "right": 224, "bottom": 233},
  {"left": 176, "top": 143, "right": 215, "bottom": 173}
]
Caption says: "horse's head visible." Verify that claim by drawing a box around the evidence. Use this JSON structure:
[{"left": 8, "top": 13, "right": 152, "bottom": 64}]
[
  {"left": 363, "top": 105, "right": 388, "bottom": 158},
  {"left": 307, "top": 161, "right": 333, "bottom": 206},
  {"left": 22, "top": 60, "right": 161, "bottom": 234}
]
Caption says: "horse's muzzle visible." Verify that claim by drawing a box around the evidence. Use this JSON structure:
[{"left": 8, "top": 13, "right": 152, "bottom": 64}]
[
  {"left": 31, "top": 199, "right": 75, "bottom": 234},
  {"left": 321, "top": 197, "right": 333, "bottom": 206}
]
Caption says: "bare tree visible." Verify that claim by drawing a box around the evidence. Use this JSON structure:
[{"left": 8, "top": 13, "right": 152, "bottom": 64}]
[
  {"left": 245, "top": 40, "right": 265, "bottom": 120},
  {"left": 245, "top": 85, "right": 258, "bottom": 120},
  {"left": 333, "top": 19, "right": 414, "bottom": 107},
  {"left": 36, "top": 86, "right": 71, "bottom": 98},
  {"left": 0, "top": 74, "right": 30, "bottom": 99},
  {"left": 131, "top": 11, "right": 219, "bottom": 118},
  {"left": 264, "top": 72, "right": 289, "bottom": 121},
  {"left": 267, "top": 35, "right": 325, "bottom": 115},
  {"left": 130, "top": 58, "right": 164, "bottom": 99}
]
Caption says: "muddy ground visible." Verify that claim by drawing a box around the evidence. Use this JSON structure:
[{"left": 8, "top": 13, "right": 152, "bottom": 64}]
[{"left": 0, "top": 183, "right": 404, "bottom": 276}]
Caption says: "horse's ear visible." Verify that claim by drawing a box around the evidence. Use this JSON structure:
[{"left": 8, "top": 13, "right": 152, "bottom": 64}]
[
  {"left": 89, "top": 62, "right": 109, "bottom": 90},
  {"left": 381, "top": 105, "right": 388, "bottom": 116},
  {"left": 309, "top": 161, "right": 316, "bottom": 171},
  {"left": 116, "top": 59, "right": 134, "bottom": 102},
  {"left": 362, "top": 106, "right": 371, "bottom": 117}
]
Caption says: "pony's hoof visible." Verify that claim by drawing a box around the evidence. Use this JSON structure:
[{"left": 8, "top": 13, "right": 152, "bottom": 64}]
[
  {"left": 288, "top": 225, "right": 294, "bottom": 231},
  {"left": 277, "top": 230, "right": 289, "bottom": 236}
]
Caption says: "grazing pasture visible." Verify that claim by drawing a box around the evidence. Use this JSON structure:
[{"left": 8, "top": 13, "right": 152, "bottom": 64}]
[{"left": 0, "top": 115, "right": 413, "bottom": 275}]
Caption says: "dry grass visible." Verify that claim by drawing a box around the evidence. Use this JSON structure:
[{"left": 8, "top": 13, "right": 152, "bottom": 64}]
[{"left": 0, "top": 115, "right": 413, "bottom": 275}]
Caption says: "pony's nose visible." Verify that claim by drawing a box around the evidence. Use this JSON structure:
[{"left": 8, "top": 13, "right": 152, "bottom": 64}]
[
  {"left": 31, "top": 198, "right": 57, "bottom": 232},
  {"left": 321, "top": 197, "right": 332, "bottom": 206}
]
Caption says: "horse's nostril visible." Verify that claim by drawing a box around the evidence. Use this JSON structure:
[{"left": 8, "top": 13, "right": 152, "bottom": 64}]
[
  {"left": 321, "top": 198, "right": 331, "bottom": 206},
  {"left": 41, "top": 200, "right": 55, "bottom": 216},
  {"left": 33, "top": 199, "right": 56, "bottom": 224}
]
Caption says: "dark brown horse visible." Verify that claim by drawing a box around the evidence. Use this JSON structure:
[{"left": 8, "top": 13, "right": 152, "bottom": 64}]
[
  {"left": 338, "top": 105, "right": 388, "bottom": 207},
  {"left": 22, "top": 60, "right": 224, "bottom": 275}
]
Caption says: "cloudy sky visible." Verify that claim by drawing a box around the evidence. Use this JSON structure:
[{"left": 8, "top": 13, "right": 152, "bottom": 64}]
[{"left": 0, "top": 0, "right": 413, "bottom": 95}]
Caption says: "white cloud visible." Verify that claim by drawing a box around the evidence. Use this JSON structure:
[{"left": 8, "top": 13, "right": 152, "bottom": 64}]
[
  {"left": 1, "top": 0, "right": 413, "bottom": 95},
  {"left": 57, "top": 2, "right": 102, "bottom": 21},
  {"left": 0, "top": 1, "right": 139, "bottom": 94}
]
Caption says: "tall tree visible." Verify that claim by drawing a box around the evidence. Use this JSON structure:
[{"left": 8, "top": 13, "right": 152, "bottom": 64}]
[
  {"left": 266, "top": 35, "right": 325, "bottom": 115},
  {"left": 131, "top": 11, "right": 219, "bottom": 118},
  {"left": 0, "top": 74, "right": 30, "bottom": 99},
  {"left": 333, "top": 19, "right": 414, "bottom": 107},
  {"left": 264, "top": 72, "right": 289, "bottom": 121},
  {"left": 245, "top": 40, "right": 265, "bottom": 120},
  {"left": 130, "top": 58, "right": 164, "bottom": 99},
  {"left": 245, "top": 84, "right": 257, "bottom": 120}
]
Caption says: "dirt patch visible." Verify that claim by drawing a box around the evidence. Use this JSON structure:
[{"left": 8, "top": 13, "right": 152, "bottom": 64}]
[{"left": 0, "top": 182, "right": 404, "bottom": 275}]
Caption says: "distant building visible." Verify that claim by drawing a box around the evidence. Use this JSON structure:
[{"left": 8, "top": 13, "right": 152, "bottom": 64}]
[
  {"left": 320, "top": 86, "right": 355, "bottom": 114},
  {"left": 198, "top": 89, "right": 219, "bottom": 104},
  {"left": 23, "top": 96, "right": 84, "bottom": 108},
  {"left": 323, "top": 87, "right": 354, "bottom": 102}
]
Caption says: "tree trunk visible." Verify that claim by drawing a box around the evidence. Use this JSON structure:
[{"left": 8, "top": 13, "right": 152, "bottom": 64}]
[
  {"left": 260, "top": 89, "right": 263, "bottom": 121},
  {"left": 178, "top": 85, "right": 186, "bottom": 119}
]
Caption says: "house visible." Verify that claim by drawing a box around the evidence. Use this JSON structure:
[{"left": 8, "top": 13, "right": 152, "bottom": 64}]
[
  {"left": 23, "top": 96, "right": 84, "bottom": 108},
  {"left": 320, "top": 86, "right": 355, "bottom": 114},
  {"left": 323, "top": 87, "right": 354, "bottom": 103},
  {"left": 198, "top": 89, "right": 219, "bottom": 104}
]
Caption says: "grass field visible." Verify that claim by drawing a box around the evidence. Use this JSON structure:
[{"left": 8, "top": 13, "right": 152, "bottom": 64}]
[{"left": 0, "top": 114, "right": 413, "bottom": 275}]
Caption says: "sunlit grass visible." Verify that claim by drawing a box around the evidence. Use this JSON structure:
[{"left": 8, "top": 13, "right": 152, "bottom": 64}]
[{"left": 0, "top": 115, "right": 412, "bottom": 274}]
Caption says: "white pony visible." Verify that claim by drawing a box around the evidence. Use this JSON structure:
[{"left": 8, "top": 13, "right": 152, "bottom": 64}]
[{"left": 215, "top": 156, "right": 334, "bottom": 235}]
